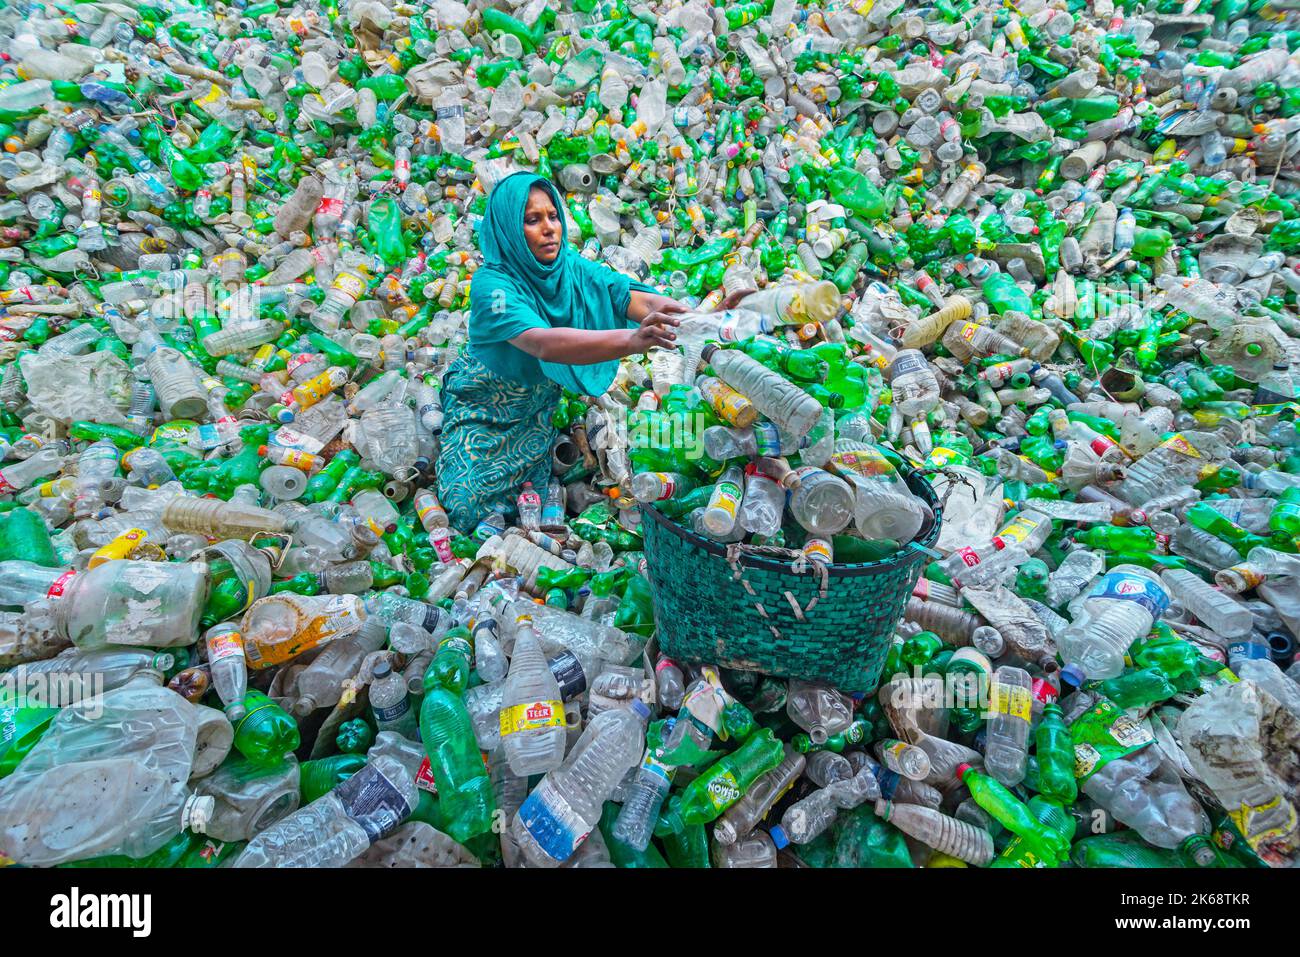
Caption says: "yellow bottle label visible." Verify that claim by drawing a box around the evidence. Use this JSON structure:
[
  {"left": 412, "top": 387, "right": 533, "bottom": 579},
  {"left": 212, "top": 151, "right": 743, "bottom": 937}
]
[
  {"left": 89, "top": 529, "right": 149, "bottom": 569},
  {"left": 988, "top": 684, "right": 1032, "bottom": 722},
  {"left": 499, "top": 700, "right": 564, "bottom": 736}
]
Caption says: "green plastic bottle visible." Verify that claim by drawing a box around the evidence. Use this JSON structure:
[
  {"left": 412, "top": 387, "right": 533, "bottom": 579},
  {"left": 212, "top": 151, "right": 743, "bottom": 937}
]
[
  {"left": 230, "top": 690, "right": 300, "bottom": 766},
  {"left": 960, "top": 764, "right": 1070, "bottom": 864},
  {"left": 657, "top": 727, "right": 784, "bottom": 833},
  {"left": 1033, "top": 703, "right": 1077, "bottom": 805},
  {"left": 0, "top": 507, "right": 59, "bottom": 566},
  {"left": 418, "top": 687, "right": 496, "bottom": 843}
]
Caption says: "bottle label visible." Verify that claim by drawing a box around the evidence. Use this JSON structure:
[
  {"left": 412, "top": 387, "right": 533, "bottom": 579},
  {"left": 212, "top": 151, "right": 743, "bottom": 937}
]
[
  {"left": 315, "top": 195, "right": 344, "bottom": 217},
  {"left": 333, "top": 764, "right": 412, "bottom": 844},
  {"left": 752, "top": 422, "right": 783, "bottom": 457},
  {"left": 987, "top": 683, "right": 1031, "bottom": 722},
  {"left": 271, "top": 426, "right": 325, "bottom": 454},
  {"left": 889, "top": 350, "right": 929, "bottom": 379},
  {"left": 46, "top": 569, "right": 77, "bottom": 598},
  {"left": 830, "top": 448, "right": 893, "bottom": 477},
  {"left": 709, "top": 479, "right": 742, "bottom": 519},
  {"left": 516, "top": 777, "right": 590, "bottom": 863},
  {"left": 548, "top": 651, "right": 587, "bottom": 701},
  {"left": 429, "top": 527, "right": 454, "bottom": 564},
  {"left": 955, "top": 545, "right": 982, "bottom": 568},
  {"left": 640, "top": 747, "right": 675, "bottom": 784},
  {"left": 437, "top": 633, "right": 472, "bottom": 665},
  {"left": 1070, "top": 697, "right": 1155, "bottom": 781},
  {"left": 994, "top": 514, "right": 1041, "bottom": 548},
  {"left": 207, "top": 632, "right": 244, "bottom": 662},
  {"left": 705, "top": 769, "right": 742, "bottom": 810},
  {"left": 499, "top": 699, "right": 564, "bottom": 737},
  {"left": 1160, "top": 434, "right": 1200, "bottom": 459},
  {"left": 803, "top": 538, "right": 832, "bottom": 564},
  {"left": 709, "top": 387, "right": 753, "bottom": 425},
  {"left": 0, "top": 473, "right": 14, "bottom": 497},
  {"left": 1091, "top": 571, "right": 1170, "bottom": 618},
  {"left": 648, "top": 472, "right": 676, "bottom": 499},
  {"left": 415, "top": 757, "right": 438, "bottom": 795},
  {"left": 373, "top": 696, "right": 411, "bottom": 723}
]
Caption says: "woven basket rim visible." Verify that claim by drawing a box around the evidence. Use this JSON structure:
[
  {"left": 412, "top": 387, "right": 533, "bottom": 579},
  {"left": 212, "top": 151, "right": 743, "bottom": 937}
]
[{"left": 640, "top": 469, "right": 943, "bottom": 578}]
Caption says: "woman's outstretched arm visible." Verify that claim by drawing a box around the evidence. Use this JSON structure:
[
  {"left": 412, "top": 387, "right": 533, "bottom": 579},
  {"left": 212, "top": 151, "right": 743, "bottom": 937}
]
[{"left": 509, "top": 320, "right": 677, "bottom": 365}]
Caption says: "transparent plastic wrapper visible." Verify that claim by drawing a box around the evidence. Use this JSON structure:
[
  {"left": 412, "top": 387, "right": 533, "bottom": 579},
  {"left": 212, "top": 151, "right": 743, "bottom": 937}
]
[
  {"left": 0, "top": 682, "right": 201, "bottom": 866},
  {"left": 1177, "top": 681, "right": 1300, "bottom": 868},
  {"left": 18, "top": 351, "right": 132, "bottom": 425}
]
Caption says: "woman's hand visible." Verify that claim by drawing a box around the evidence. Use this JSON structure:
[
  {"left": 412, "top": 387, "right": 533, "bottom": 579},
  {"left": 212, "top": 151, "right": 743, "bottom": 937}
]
[
  {"left": 626, "top": 314, "right": 677, "bottom": 353},
  {"left": 637, "top": 301, "right": 688, "bottom": 326},
  {"left": 718, "top": 287, "right": 758, "bottom": 311}
]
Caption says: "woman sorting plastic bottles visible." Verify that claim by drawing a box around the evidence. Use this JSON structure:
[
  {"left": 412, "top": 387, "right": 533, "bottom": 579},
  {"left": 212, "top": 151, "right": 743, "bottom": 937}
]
[{"left": 434, "top": 171, "right": 690, "bottom": 533}]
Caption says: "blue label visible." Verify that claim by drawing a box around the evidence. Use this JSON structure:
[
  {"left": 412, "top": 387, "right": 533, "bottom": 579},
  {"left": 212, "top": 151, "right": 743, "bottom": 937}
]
[
  {"left": 1091, "top": 572, "right": 1170, "bottom": 619},
  {"left": 517, "top": 781, "right": 586, "bottom": 863},
  {"left": 753, "top": 422, "right": 782, "bottom": 457}
]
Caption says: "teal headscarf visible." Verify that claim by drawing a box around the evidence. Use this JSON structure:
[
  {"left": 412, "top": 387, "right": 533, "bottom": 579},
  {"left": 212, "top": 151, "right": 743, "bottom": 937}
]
[{"left": 468, "top": 172, "right": 653, "bottom": 396}]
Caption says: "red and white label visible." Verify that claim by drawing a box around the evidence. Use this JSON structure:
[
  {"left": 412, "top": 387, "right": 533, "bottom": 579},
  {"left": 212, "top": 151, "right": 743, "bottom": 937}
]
[{"left": 47, "top": 569, "right": 77, "bottom": 598}]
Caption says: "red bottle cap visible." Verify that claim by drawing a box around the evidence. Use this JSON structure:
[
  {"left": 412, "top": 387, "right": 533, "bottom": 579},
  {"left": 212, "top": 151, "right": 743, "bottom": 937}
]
[{"left": 956, "top": 762, "right": 973, "bottom": 779}]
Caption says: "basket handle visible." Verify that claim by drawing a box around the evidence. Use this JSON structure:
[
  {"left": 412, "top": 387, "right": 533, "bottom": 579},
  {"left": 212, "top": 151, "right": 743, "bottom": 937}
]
[{"left": 724, "top": 542, "right": 830, "bottom": 635}]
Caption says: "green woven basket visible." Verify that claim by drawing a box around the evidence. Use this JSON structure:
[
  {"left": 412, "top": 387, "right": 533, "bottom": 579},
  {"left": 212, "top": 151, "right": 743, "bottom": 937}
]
[{"left": 640, "top": 471, "right": 942, "bottom": 694}]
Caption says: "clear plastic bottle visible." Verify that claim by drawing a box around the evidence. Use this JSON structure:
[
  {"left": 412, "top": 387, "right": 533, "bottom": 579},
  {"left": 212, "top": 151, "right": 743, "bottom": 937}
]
[
  {"left": 785, "top": 680, "right": 854, "bottom": 745},
  {"left": 1045, "top": 547, "right": 1104, "bottom": 607},
  {"left": 188, "top": 756, "right": 301, "bottom": 844},
  {"left": 712, "top": 746, "right": 807, "bottom": 846},
  {"left": 874, "top": 738, "right": 931, "bottom": 780},
  {"left": 287, "top": 634, "right": 376, "bottom": 717},
  {"left": 234, "top": 732, "right": 421, "bottom": 867},
  {"left": 875, "top": 800, "right": 995, "bottom": 866},
  {"left": 1159, "top": 568, "right": 1253, "bottom": 638},
  {"left": 1081, "top": 744, "right": 1210, "bottom": 851},
  {"left": 369, "top": 659, "right": 420, "bottom": 740},
  {"left": 1058, "top": 565, "right": 1170, "bottom": 682},
  {"left": 611, "top": 716, "right": 675, "bottom": 851},
  {"left": 772, "top": 761, "right": 880, "bottom": 844},
  {"left": 500, "top": 611, "right": 568, "bottom": 775},
  {"left": 788, "top": 467, "right": 855, "bottom": 537},
  {"left": 513, "top": 700, "right": 649, "bottom": 867},
  {"left": 702, "top": 344, "right": 824, "bottom": 438},
  {"left": 737, "top": 465, "right": 785, "bottom": 537},
  {"left": 205, "top": 623, "right": 247, "bottom": 721},
  {"left": 984, "top": 666, "right": 1032, "bottom": 787}
]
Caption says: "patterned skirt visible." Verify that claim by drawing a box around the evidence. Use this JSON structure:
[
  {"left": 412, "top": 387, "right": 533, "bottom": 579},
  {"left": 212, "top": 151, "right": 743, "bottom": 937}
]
[{"left": 435, "top": 351, "right": 560, "bottom": 533}]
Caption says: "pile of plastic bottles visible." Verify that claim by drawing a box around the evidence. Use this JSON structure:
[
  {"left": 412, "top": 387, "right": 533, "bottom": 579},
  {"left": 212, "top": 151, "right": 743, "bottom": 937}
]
[{"left": 0, "top": 0, "right": 1299, "bottom": 869}]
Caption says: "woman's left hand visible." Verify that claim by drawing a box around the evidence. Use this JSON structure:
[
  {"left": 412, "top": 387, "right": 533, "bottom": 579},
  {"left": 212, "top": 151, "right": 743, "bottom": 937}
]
[
  {"left": 638, "top": 301, "right": 688, "bottom": 327},
  {"left": 718, "top": 288, "right": 758, "bottom": 311}
]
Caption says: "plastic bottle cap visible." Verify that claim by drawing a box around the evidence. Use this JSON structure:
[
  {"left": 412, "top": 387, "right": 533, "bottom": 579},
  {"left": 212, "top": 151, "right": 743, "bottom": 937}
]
[
  {"left": 955, "top": 762, "right": 973, "bottom": 780},
  {"left": 373, "top": 660, "right": 393, "bottom": 680},
  {"left": 769, "top": 825, "right": 789, "bottom": 849},
  {"left": 1059, "top": 662, "right": 1086, "bottom": 689},
  {"left": 630, "top": 699, "right": 651, "bottom": 720},
  {"left": 182, "top": 794, "right": 215, "bottom": 834}
]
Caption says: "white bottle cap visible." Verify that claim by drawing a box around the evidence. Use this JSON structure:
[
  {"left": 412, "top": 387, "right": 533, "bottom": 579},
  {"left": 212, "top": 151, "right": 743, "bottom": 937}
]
[{"left": 182, "top": 794, "right": 215, "bottom": 835}]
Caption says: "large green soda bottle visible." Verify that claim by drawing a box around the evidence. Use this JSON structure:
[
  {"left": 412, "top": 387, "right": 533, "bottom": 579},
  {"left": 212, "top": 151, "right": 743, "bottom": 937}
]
[
  {"left": 418, "top": 687, "right": 496, "bottom": 843},
  {"left": 230, "top": 690, "right": 300, "bottom": 765},
  {"left": 657, "top": 727, "right": 784, "bottom": 833}
]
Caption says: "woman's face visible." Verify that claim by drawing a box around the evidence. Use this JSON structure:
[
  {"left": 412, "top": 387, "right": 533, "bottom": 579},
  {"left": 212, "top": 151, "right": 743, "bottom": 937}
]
[{"left": 523, "top": 186, "right": 562, "bottom": 264}]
